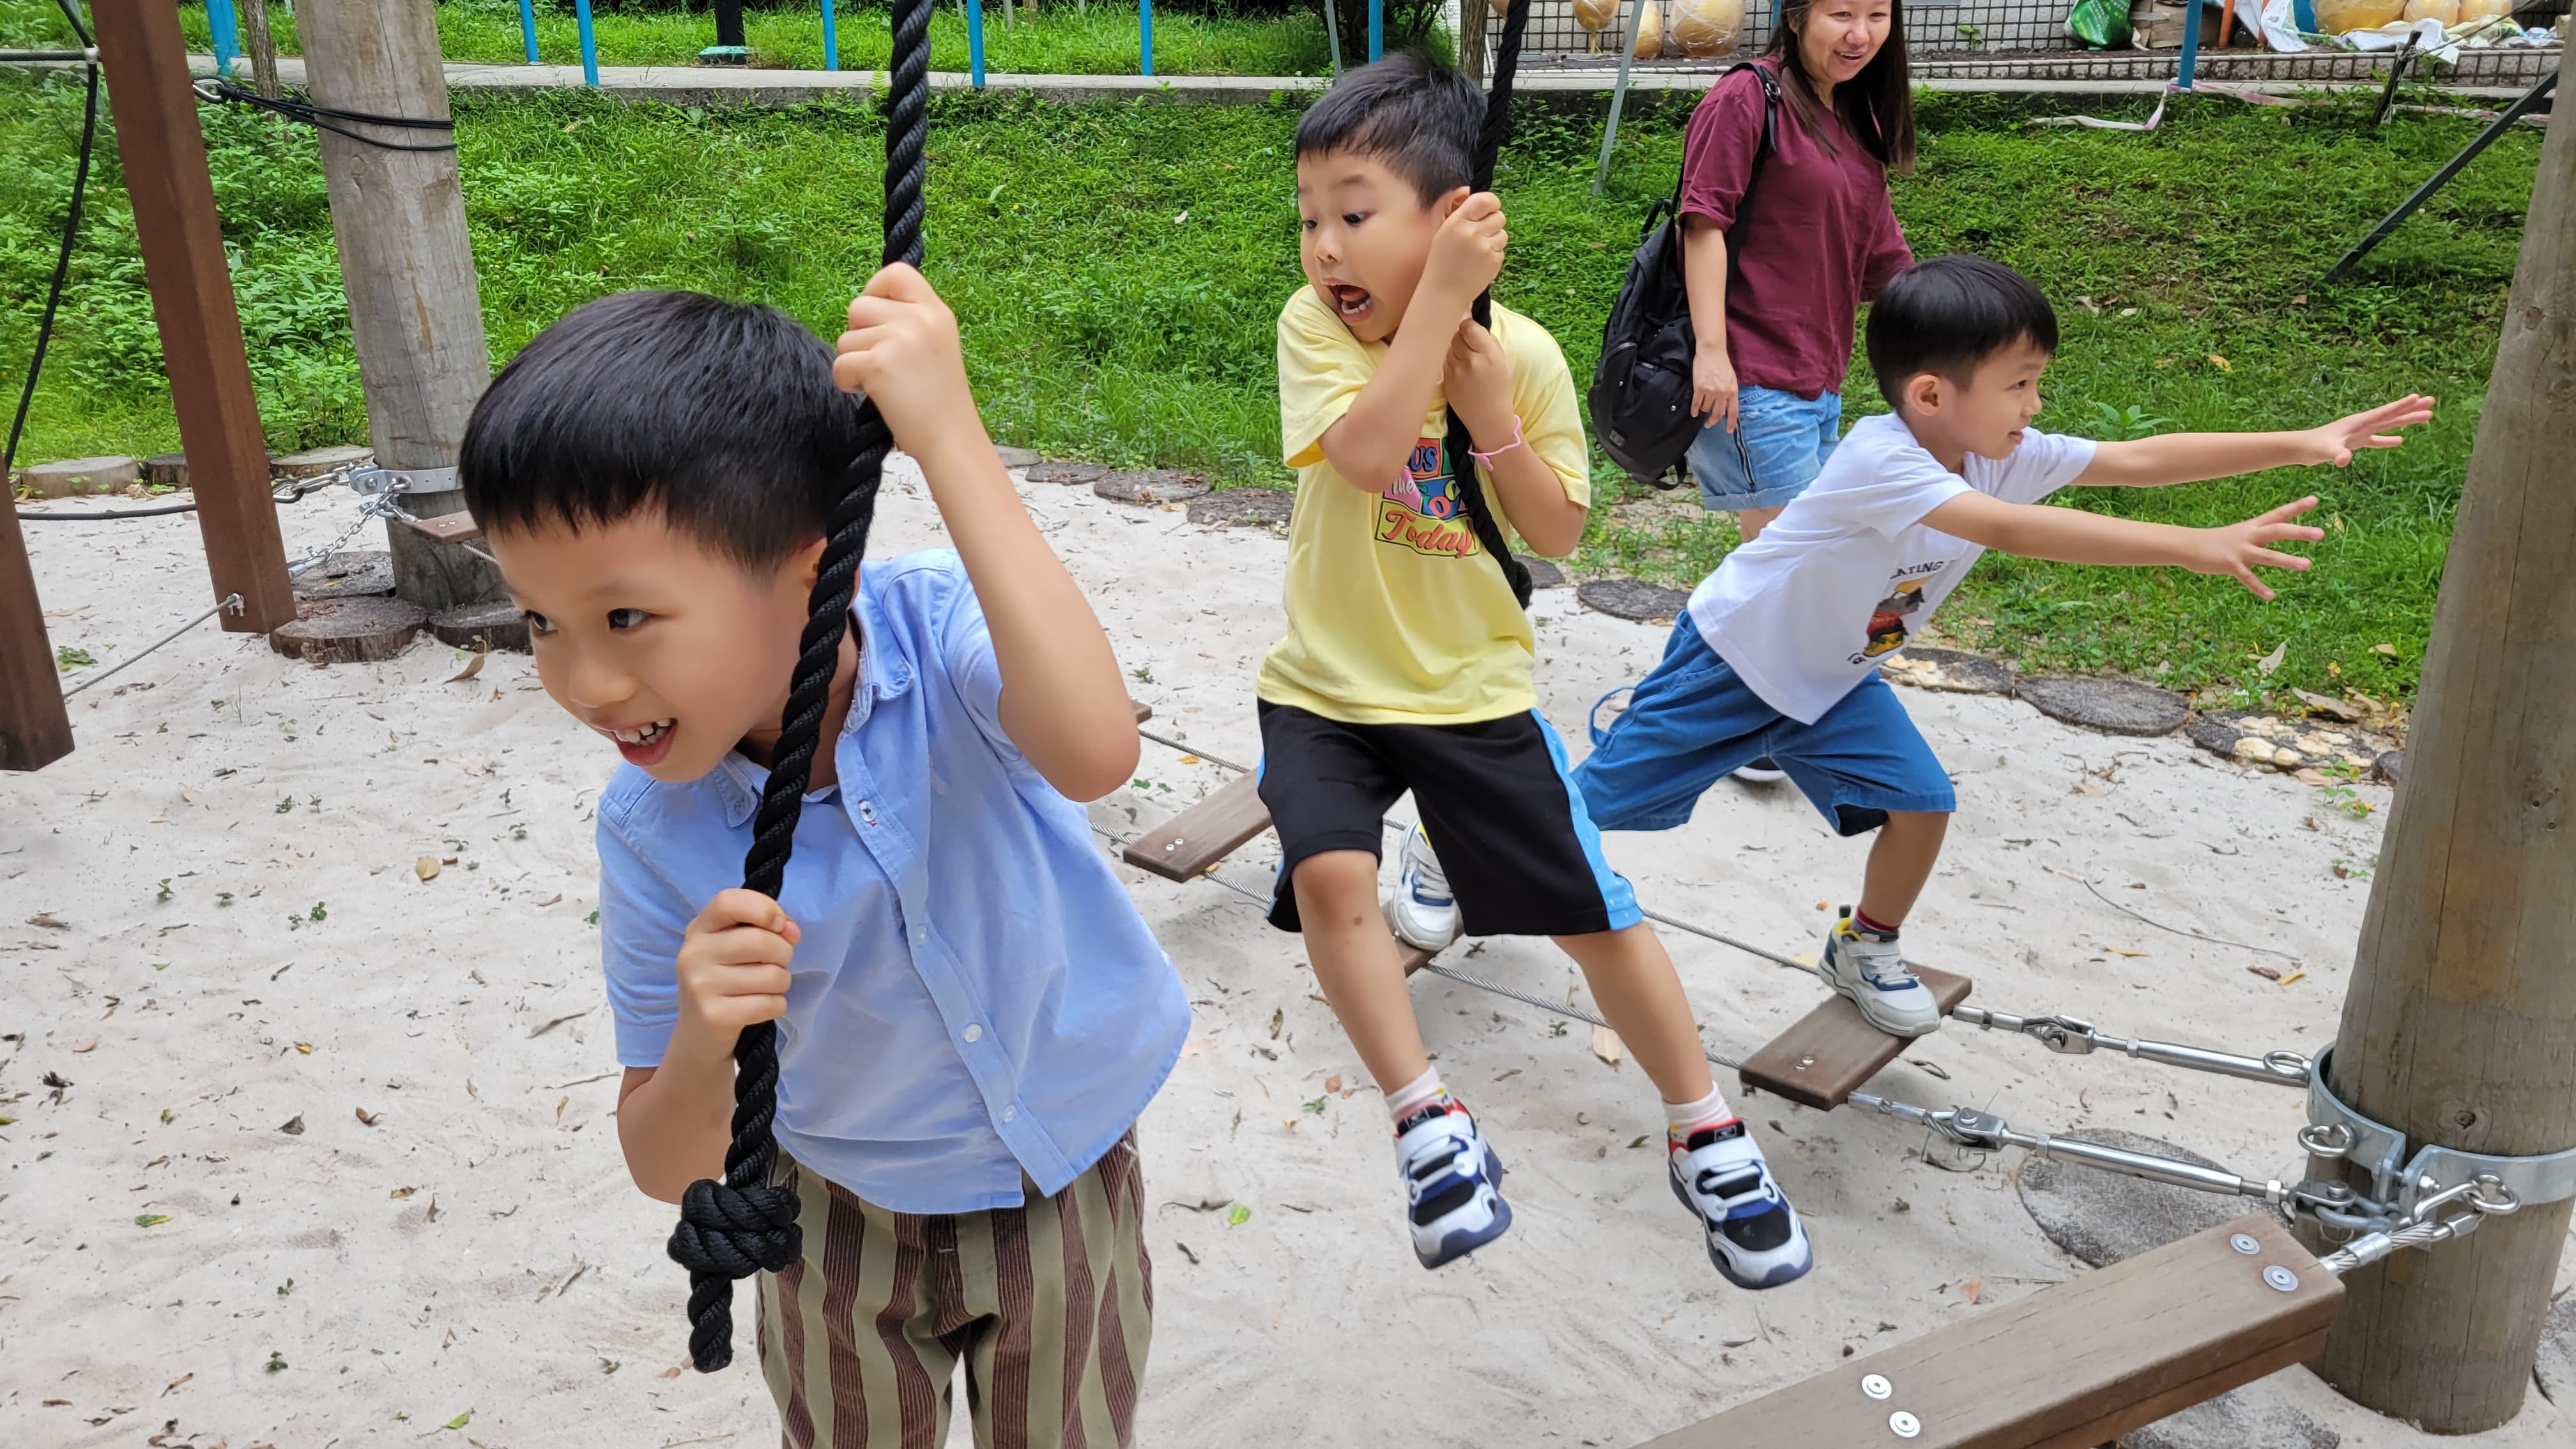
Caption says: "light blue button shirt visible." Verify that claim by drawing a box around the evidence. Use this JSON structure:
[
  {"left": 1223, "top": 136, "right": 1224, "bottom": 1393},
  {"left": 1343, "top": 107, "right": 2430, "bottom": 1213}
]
[{"left": 595, "top": 549, "right": 1190, "bottom": 1215}]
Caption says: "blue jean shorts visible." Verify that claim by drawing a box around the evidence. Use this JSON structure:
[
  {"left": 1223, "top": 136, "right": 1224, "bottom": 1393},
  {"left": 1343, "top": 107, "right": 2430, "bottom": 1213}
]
[
  {"left": 1689, "top": 385, "right": 1843, "bottom": 514},
  {"left": 1571, "top": 620, "right": 1956, "bottom": 838}
]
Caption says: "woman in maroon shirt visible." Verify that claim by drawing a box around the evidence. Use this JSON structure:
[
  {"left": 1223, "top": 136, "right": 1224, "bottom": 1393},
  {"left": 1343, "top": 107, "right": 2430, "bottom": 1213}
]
[{"left": 1680, "top": 0, "right": 1916, "bottom": 545}]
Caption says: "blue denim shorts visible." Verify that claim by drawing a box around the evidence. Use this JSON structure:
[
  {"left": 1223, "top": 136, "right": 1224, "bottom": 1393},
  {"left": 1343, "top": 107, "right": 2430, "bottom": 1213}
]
[
  {"left": 1570, "top": 620, "right": 1956, "bottom": 838},
  {"left": 1689, "top": 385, "right": 1843, "bottom": 514}
]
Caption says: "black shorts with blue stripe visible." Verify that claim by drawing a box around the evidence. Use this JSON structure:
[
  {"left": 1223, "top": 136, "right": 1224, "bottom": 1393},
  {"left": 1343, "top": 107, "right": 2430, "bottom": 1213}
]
[{"left": 1253, "top": 700, "right": 1643, "bottom": 939}]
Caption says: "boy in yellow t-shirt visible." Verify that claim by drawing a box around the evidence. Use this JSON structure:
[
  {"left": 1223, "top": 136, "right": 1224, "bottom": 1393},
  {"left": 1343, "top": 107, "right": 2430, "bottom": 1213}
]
[{"left": 1257, "top": 54, "right": 1811, "bottom": 1290}]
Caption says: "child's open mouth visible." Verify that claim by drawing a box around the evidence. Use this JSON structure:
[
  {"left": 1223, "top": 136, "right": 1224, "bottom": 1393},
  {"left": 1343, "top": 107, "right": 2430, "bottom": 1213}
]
[
  {"left": 1326, "top": 282, "right": 1376, "bottom": 324},
  {"left": 599, "top": 717, "right": 677, "bottom": 767}
]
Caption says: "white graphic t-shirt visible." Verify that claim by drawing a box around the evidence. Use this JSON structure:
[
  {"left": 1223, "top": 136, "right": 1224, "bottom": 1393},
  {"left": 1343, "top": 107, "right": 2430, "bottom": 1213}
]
[{"left": 1687, "top": 413, "right": 2096, "bottom": 723}]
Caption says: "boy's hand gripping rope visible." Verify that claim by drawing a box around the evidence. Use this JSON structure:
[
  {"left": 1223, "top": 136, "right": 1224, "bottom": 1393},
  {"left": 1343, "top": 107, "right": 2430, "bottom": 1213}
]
[
  {"left": 1445, "top": 0, "right": 1538, "bottom": 610},
  {"left": 663, "top": 0, "right": 935, "bottom": 1374}
]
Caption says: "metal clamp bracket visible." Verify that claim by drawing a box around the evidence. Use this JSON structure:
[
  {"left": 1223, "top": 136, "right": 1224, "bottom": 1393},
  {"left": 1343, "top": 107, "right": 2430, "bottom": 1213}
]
[
  {"left": 347, "top": 464, "right": 459, "bottom": 498},
  {"left": 2304, "top": 1046, "right": 2576, "bottom": 1220}
]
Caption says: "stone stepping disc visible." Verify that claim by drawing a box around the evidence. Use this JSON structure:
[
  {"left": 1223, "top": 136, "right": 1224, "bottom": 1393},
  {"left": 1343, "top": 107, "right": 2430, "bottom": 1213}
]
[
  {"left": 1521, "top": 556, "right": 1566, "bottom": 590},
  {"left": 1027, "top": 461, "right": 1111, "bottom": 487},
  {"left": 1576, "top": 577, "right": 1690, "bottom": 622},
  {"left": 1185, "top": 489, "right": 1294, "bottom": 529},
  {"left": 2185, "top": 710, "right": 2389, "bottom": 776},
  {"left": 269, "top": 596, "right": 427, "bottom": 664},
  {"left": 1880, "top": 645, "right": 2012, "bottom": 694},
  {"left": 17, "top": 455, "right": 139, "bottom": 498},
  {"left": 1093, "top": 469, "right": 1211, "bottom": 505},
  {"left": 2015, "top": 675, "right": 2190, "bottom": 736}
]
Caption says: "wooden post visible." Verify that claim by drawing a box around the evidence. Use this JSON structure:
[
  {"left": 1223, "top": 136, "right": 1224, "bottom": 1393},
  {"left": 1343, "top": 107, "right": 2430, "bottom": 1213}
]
[
  {"left": 2305, "top": 70, "right": 2576, "bottom": 1434},
  {"left": 88, "top": 0, "right": 298, "bottom": 636},
  {"left": 0, "top": 507, "right": 74, "bottom": 772},
  {"left": 296, "top": 0, "right": 502, "bottom": 613}
]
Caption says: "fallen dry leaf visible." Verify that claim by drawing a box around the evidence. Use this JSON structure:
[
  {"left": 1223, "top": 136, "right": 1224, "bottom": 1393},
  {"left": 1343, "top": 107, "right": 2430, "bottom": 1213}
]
[
  {"left": 2257, "top": 641, "right": 2287, "bottom": 676},
  {"left": 2207, "top": 353, "right": 2232, "bottom": 372},
  {"left": 1324, "top": 1074, "right": 1342, "bottom": 1095},
  {"left": 162, "top": 1372, "right": 192, "bottom": 1396},
  {"left": 279, "top": 1115, "right": 305, "bottom": 1135},
  {"left": 69, "top": 1036, "right": 96, "bottom": 1053},
  {"left": 457, "top": 756, "right": 493, "bottom": 778},
  {"left": 415, "top": 856, "right": 441, "bottom": 883},
  {"left": 2372, "top": 643, "right": 2401, "bottom": 658},
  {"left": 293, "top": 1042, "right": 313, "bottom": 1055},
  {"left": 446, "top": 652, "right": 488, "bottom": 684},
  {"left": 27, "top": 914, "right": 68, "bottom": 930},
  {"left": 658, "top": 1366, "right": 684, "bottom": 1380},
  {"left": 390, "top": 1186, "right": 417, "bottom": 1199},
  {"left": 1591, "top": 1024, "right": 1625, "bottom": 1068},
  {"left": 2278, "top": 970, "right": 2308, "bottom": 987},
  {"left": 2248, "top": 965, "right": 2283, "bottom": 981},
  {"left": 1961, "top": 1276, "right": 1984, "bottom": 1305},
  {"left": 2103, "top": 947, "right": 2148, "bottom": 958},
  {"left": 355, "top": 1107, "right": 380, "bottom": 1126},
  {"left": 2290, "top": 687, "right": 2364, "bottom": 723},
  {"left": 1268, "top": 1008, "right": 1283, "bottom": 1040},
  {"left": 1814, "top": 900, "right": 1830, "bottom": 912},
  {"left": 2294, "top": 767, "right": 2329, "bottom": 786}
]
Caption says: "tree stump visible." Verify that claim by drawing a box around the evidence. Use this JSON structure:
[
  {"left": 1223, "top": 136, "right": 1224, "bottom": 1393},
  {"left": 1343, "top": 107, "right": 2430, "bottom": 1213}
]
[{"left": 268, "top": 596, "right": 427, "bottom": 664}]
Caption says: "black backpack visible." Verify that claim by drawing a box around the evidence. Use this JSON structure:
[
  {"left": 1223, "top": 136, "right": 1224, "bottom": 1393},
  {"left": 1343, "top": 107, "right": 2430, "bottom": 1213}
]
[{"left": 1588, "top": 63, "right": 1779, "bottom": 488}]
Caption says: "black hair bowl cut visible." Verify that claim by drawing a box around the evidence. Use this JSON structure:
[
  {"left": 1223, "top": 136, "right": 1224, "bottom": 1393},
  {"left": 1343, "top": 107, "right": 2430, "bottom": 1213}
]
[
  {"left": 459, "top": 290, "right": 871, "bottom": 567},
  {"left": 1293, "top": 51, "right": 1487, "bottom": 206},
  {"left": 1865, "top": 254, "right": 2060, "bottom": 410}
]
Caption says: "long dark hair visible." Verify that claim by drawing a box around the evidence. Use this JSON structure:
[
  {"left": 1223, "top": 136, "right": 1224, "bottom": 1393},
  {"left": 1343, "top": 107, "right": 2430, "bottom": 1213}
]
[{"left": 1764, "top": 0, "right": 1916, "bottom": 175}]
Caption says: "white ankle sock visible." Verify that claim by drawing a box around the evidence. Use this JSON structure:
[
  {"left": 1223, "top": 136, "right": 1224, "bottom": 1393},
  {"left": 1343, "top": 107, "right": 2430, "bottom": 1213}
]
[
  {"left": 1385, "top": 1067, "right": 1446, "bottom": 1124},
  {"left": 1663, "top": 1084, "right": 1736, "bottom": 1137}
]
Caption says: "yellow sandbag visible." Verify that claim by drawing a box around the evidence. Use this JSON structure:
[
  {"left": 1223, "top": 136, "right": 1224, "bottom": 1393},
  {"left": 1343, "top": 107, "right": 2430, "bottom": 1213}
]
[
  {"left": 1631, "top": 0, "right": 1666, "bottom": 57},
  {"left": 2458, "top": 0, "right": 2513, "bottom": 16},
  {"left": 1574, "top": 0, "right": 1619, "bottom": 35},
  {"left": 1669, "top": 0, "right": 1744, "bottom": 56},
  {"left": 2312, "top": 0, "right": 2407, "bottom": 31},
  {"left": 2400, "top": 0, "right": 2460, "bottom": 22}
]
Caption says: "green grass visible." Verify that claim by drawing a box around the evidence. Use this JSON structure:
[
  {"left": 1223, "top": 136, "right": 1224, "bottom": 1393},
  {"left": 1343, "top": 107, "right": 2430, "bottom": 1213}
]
[
  {"left": 171, "top": 0, "right": 1340, "bottom": 79},
  {"left": 0, "top": 3, "right": 2540, "bottom": 704}
]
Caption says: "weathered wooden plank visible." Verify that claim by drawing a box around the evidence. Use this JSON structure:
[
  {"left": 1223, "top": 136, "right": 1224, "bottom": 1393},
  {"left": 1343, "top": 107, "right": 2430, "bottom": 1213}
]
[
  {"left": 1635, "top": 1215, "right": 2342, "bottom": 1449},
  {"left": 1123, "top": 770, "right": 1272, "bottom": 882},
  {"left": 0, "top": 502, "right": 73, "bottom": 771},
  {"left": 1130, "top": 696, "right": 1151, "bottom": 724},
  {"left": 1737, "top": 964, "right": 1972, "bottom": 1111},
  {"left": 401, "top": 512, "right": 486, "bottom": 548}
]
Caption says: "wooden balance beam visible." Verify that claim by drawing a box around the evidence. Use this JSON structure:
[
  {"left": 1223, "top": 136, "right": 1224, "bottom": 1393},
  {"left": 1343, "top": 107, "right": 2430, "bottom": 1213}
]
[
  {"left": 1737, "top": 964, "right": 1974, "bottom": 1112},
  {"left": 1637, "top": 1213, "right": 2342, "bottom": 1449}
]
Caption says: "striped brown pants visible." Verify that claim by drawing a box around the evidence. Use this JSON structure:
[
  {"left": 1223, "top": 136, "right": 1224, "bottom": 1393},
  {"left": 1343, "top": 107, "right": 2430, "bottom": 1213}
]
[{"left": 756, "top": 1135, "right": 1152, "bottom": 1449}]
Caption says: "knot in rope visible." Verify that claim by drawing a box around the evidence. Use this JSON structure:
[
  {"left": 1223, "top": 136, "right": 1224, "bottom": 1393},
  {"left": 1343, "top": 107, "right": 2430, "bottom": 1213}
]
[{"left": 668, "top": 1177, "right": 803, "bottom": 1280}]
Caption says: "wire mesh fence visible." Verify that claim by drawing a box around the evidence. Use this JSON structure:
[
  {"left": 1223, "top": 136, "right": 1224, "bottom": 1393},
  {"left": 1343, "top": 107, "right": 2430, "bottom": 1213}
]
[{"left": 1476, "top": 0, "right": 2563, "bottom": 87}]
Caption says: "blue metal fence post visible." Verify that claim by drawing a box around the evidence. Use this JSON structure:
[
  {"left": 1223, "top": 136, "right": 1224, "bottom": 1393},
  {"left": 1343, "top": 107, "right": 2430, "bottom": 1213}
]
[
  {"left": 1141, "top": 0, "right": 1156, "bottom": 77},
  {"left": 2175, "top": 0, "right": 2202, "bottom": 89},
  {"left": 822, "top": 0, "right": 840, "bottom": 70},
  {"left": 1367, "top": 0, "right": 1381, "bottom": 60},
  {"left": 574, "top": 0, "right": 600, "bottom": 87},
  {"left": 519, "top": 0, "right": 541, "bottom": 64},
  {"left": 208, "top": 0, "right": 240, "bottom": 77},
  {"left": 969, "top": 0, "right": 987, "bottom": 85}
]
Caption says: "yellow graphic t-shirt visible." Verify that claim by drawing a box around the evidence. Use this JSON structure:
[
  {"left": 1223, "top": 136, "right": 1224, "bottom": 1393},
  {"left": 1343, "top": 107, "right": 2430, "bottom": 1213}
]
[{"left": 1257, "top": 287, "right": 1591, "bottom": 725}]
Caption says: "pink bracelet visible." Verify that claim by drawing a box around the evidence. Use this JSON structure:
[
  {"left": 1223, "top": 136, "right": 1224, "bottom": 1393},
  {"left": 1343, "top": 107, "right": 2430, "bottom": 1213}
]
[{"left": 1468, "top": 415, "right": 1526, "bottom": 467}]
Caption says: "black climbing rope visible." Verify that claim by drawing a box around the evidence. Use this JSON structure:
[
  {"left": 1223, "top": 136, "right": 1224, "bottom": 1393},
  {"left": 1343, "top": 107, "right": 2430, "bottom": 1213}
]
[
  {"left": 1443, "top": 0, "right": 1537, "bottom": 610},
  {"left": 5, "top": 1, "right": 98, "bottom": 491},
  {"left": 661, "top": 0, "right": 933, "bottom": 1376}
]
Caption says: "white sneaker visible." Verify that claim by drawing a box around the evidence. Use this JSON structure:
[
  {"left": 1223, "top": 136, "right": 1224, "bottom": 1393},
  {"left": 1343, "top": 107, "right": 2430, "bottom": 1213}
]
[
  {"left": 1669, "top": 1119, "right": 1813, "bottom": 1290},
  {"left": 1820, "top": 908, "right": 1941, "bottom": 1038},
  {"left": 1395, "top": 1096, "right": 1511, "bottom": 1268},
  {"left": 1384, "top": 826, "right": 1461, "bottom": 952},
  {"left": 1732, "top": 755, "right": 1787, "bottom": 784}
]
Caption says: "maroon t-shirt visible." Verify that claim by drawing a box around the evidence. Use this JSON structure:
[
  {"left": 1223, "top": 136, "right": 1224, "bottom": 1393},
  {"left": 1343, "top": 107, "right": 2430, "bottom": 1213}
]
[{"left": 1678, "top": 60, "right": 1913, "bottom": 400}]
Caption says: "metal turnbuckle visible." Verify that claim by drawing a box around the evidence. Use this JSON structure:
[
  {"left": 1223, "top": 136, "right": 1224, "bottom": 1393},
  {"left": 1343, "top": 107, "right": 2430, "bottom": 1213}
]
[{"left": 1950, "top": 1008, "right": 2312, "bottom": 1089}]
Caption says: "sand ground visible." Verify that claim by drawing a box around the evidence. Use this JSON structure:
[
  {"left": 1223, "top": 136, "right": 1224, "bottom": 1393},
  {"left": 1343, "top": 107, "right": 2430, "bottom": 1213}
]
[{"left": 4, "top": 463, "right": 2568, "bottom": 1449}]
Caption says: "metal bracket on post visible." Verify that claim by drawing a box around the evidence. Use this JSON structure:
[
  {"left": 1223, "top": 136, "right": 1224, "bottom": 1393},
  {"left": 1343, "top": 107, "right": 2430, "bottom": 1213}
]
[
  {"left": 345, "top": 464, "right": 459, "bottom": 498},
  {"left": 2303, "top": 1046, "right": 2576, "bottom": 1221}
]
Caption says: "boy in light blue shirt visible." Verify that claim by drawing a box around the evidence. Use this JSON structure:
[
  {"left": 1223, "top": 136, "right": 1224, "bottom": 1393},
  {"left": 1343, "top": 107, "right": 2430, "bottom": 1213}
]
[{"left": 459, "top": 265, "right": 1186, "bottom": 1448}]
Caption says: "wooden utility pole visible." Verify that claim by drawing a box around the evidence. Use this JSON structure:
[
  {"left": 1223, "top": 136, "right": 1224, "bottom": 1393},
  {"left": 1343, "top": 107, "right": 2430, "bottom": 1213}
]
[
  {"left": 297, "top": 0, "right": 500, "bottom": 613},
  {"left": 2306, "top": 78, "right": 2576, "bottom": 1433},
  {"left": 88, "top": 0, "right": 297, "bottom": 636}
]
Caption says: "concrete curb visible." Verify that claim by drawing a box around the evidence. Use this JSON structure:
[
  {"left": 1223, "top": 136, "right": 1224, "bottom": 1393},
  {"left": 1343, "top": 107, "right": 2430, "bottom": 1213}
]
[{"left": 185, "top": 54, "right": 2542, "bottom": 107}]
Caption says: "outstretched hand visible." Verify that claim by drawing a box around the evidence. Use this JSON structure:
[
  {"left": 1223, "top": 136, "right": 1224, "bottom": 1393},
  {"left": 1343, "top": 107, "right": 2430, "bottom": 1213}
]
[
  {"left": 2305, "top": 394, "right": 2435, "bottom": 466},
  {"left": 2188, "top": 495, "right": 2326, "bottom": 601}
]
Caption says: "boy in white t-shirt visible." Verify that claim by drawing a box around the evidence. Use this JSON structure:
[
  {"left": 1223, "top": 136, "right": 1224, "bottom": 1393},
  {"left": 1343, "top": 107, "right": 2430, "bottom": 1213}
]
[{"left": 1572, "top": 254, "right": 2433, "bottom": 1038}]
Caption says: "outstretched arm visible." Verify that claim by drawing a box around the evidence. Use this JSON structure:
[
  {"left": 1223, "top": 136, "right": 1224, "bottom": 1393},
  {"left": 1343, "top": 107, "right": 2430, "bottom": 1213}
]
[
  {"left": 2076, "top": 395, "right": 2434, "bottom": 489},
  {"left": 1924, "top": 492, "right": 2326, "bottom": 601},
  {"left": 834, "top": 264, "right": 1138, "bottom": 801}
]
